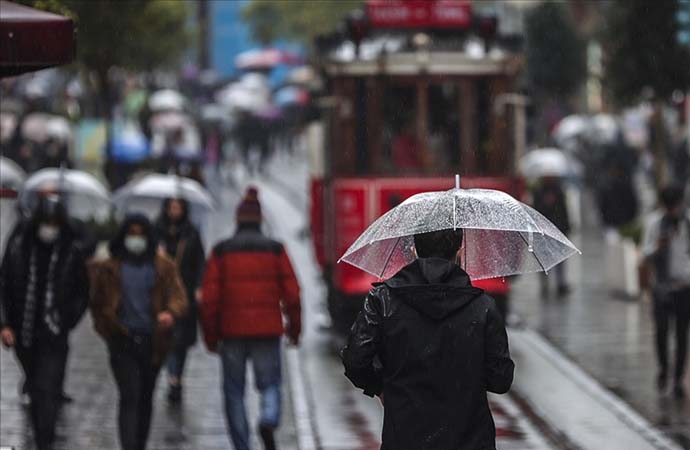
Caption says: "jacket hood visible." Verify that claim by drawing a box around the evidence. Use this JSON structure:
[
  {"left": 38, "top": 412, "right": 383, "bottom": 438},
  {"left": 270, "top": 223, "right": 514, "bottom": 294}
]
[
  {"left": 109, "top": 213, "right": 158, "bottom": 261},
  {"left": 383, "top": 258, "right": 484, "bottom": 320}
]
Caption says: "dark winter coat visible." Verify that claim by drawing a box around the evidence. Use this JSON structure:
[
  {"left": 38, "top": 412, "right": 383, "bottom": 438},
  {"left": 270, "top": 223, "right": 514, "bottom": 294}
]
[
  {"left": 156, "top": 217, "right": 205, "bottom": 348},
  {"left": 342, "top": 258, "right": 514, "bottom": 450},
  {"left": 89, "top": 214, "right": 188, "bottom": 367},
  {"left": 532, "top": 180, "right": 571, "bottom": 235},
  {"left": 200, "top": 225, "right": 301, "bottom": 351},
  {"left": 0, "top": 220, "right": 89, "bottom": 345}
]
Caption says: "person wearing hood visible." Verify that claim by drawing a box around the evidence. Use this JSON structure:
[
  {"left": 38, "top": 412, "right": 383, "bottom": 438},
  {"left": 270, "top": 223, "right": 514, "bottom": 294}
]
[
  {"left": 155, "top": 198, "right": 206, "bottom": 405},
  {"left": 0, "top": 196, "right": 89, "bottom": 450},
  {"left": 200, "top": 186, "right": 301, "bottom": 450},
  {"left": 90, "top": 214, "right": 188, "bottom": 450},
  {"left": 341, "top": 228, "right": 514, "bottom": 450}
]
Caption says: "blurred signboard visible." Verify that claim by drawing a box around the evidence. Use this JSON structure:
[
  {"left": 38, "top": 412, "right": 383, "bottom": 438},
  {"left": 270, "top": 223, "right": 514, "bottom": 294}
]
[{"left": 366, "top": 0, "right": 472, "bottom": 29}]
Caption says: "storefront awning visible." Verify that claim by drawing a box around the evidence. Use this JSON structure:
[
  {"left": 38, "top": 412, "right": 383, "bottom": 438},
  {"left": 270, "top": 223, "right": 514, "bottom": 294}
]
[{"left": 0, "top": 0, "right": 75, "bottom": 77}]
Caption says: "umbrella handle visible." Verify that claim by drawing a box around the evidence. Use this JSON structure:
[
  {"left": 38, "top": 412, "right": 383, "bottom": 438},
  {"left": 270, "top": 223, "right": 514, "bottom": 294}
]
[{"left": 455, "top": 174, "right": 460, "bottom": 189}]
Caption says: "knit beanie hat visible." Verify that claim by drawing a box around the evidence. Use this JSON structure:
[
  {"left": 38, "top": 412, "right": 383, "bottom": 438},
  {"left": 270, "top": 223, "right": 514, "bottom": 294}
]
[{"left": 236, "top": 186, "right": 262, "bottom": 225}]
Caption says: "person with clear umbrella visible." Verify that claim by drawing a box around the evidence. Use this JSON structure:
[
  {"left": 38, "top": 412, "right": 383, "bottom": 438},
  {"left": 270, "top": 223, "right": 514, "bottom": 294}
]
[
  {"left": 340, "top": 176, "right": 579, "bottom": 450},
  {"left": 155, "top": 197, "right": 206, "bottom": 405},
  {"left": 0, "top": 196, "right": 89, "bottom": 450}
]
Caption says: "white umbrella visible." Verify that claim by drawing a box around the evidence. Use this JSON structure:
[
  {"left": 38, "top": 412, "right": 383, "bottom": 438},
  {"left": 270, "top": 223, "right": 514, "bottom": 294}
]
[
  {"left": 340, "top": 176, "right": 580, "bottom": 281},
  {"left": 519, "top": 148, "right": 583, "bottom": 179},
  {"left": 588, "top": 114, "right": 620, "bottom": 146},
  {"left": 0, "top": 112, "right": 19, "bottom": 144},
  {"left": 148, "top": 89, "right": 186, "bottom": 112},
  {"left": 20, "top": 112, "right": 53, "bottom": 142},
  {"left": 45, "top": 116, "right": 72, "bottom": 143},
  {"left": 112, "top": 173, "right": 214, "bottom": 211},
  {"left": 20, "top": 168, "right": 111, "bottom": 219},
  {"left": 552, "top": 115, "right": 589, "bottom": 147},
  {"left": 0, "top": 156, "right": 26, "bottom": 189}
]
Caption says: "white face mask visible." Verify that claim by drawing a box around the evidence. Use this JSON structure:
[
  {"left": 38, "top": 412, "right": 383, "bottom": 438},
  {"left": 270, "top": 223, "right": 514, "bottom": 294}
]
[
  {"left": 38, "top": 225, "right": 60, "bottom": 244},
  {"left": 124, "top": 236, "right": 148, "bottom": 255}
]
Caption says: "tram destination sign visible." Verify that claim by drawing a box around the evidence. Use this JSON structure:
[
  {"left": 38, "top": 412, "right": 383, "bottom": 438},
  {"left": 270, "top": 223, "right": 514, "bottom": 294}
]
[{"left": 366, "top": 0, "right": 472, "bottom": 29}]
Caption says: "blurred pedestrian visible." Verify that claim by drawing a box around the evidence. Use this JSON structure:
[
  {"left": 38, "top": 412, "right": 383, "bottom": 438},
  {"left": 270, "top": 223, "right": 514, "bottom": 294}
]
[
  {"left": 341, "top": 229, "right": 514, "bottom": 450},
  {"left": 642, "top": 186, "right": 690, "bottom": 399},
  {"left": 0, "top": 196, "right": 89, "bottom": 450},
  {"left": 199, "top": 187, "right": 301, "bottom": 450},
  {"left": 532, "top": 176, "right": 571, "bottom": 296},
  {"left": 90, "top": 214, "right": 188, "bottom": 450},
  {"left": 597, "top": 165, "right": 639, "bottom": 240},
  {"left": 156, "top": 198, "right": 206, "bottom": 405}
]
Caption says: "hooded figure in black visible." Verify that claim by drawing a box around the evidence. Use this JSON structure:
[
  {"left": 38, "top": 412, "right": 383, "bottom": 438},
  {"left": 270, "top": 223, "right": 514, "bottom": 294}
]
[
  {"left": 342, "top": 229, "right": 514, "bottom": 450},
  {"left": 155, "top": 198, "right": 206, "bottom": 404},
  {"left": 0, "top": 196, "right": 89, "bottom": 450}
]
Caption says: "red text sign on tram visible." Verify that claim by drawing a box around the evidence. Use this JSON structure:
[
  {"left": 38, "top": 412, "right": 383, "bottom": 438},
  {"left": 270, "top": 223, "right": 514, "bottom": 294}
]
[{"left": 366, "top": 0, "right": 472, "bottom": 29}]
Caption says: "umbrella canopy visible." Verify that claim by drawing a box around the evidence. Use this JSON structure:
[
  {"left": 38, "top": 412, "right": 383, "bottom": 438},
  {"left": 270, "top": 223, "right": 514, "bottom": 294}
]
[
  {"left": 235, "top": 48, "right": 302, "bottom": 70},
  {"left": 274, "top": 86, "right": 310, "bottom": 107},
  {"left": 0, "top": 111, "right": 19, "bottom": 144},
  {"left": 340, "top": 178, "right": 580, "bottom": 281},
  {"left": 110, "top": 127, "right": 150, "bottom": 163},
  {"left": 0, "top": 155, "right": 26, "bottom": 189},
  {"left": 20, "top": 168, "right": 110, "bottom": 219},
  {"left": 552, "top": 115, "right": 589, "bottom": 147},
  {"left": 519, "top": 147, "right": 583, "bottom": 179},
  {"left": 148, "top": 89, "right": 186, "bottom": 112},
  {"left": 20, "top": 112, "right": 52, "bottom": 142},
  {"left": 149, "top": 112, "right": 201, "bottom": 161},
  {"left": 112, "top": 173, "right": 214, "bottom": 211},
  {"left": 588, "top": 114, "right": 620, "bottom": 146},
  {"left": 0, "top": 1, "right": 75, "bottom": 77}
]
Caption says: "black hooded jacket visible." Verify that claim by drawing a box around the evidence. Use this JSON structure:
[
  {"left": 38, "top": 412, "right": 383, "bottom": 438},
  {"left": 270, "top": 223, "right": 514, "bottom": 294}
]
[
  {"left": 342, "top": 258, "right": 514, "bottom": 450},
  {"left": 0, "top": 208, "right": 89, "bottom": 342}
]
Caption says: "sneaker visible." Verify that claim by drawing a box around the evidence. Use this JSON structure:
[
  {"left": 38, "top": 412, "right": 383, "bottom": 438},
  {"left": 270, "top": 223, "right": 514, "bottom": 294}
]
[
  {"left": 259, "top": 424, "right": 277, "bottom": 450},
  {"left": 167, "top": 384, "right": 182, "bottom": 405}
]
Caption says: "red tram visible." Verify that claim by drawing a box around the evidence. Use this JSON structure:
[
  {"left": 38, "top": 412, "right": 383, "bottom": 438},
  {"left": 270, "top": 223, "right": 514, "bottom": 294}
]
[{"left": 310, "top": 0, "right": 526, "bottom": 332}]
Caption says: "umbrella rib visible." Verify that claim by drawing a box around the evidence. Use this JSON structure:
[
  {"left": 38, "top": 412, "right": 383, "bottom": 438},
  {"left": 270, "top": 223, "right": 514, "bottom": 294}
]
[
  {"left": 380, "top": 237, "right": 401, "bottom": 280},
  {"left": 519, "top": 232, "right": 549, "bottom": 274}
]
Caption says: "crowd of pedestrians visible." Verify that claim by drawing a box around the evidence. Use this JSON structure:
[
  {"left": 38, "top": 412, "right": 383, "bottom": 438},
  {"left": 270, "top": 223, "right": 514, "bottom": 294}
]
[{"left": 0, "top": 186, "right": 302, "bottom": 450}]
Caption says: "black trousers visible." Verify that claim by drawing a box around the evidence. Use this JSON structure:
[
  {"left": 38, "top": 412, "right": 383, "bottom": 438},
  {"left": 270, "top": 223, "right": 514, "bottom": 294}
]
[
  {"left": 15, "top": 337, "right": 68, "bottom": 450},
  {"left": 108, "top": 334, "right": 161, "bottom": 450},
  {"left": 653, "top": 287, "right": 690, "bottom": 382}
]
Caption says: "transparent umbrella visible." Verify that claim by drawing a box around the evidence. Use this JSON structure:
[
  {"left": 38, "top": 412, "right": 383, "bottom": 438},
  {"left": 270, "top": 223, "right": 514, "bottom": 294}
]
[
  {"left": 0, "top": 156, "right": 26, "bottom": 189},
  {"left": 340, "top": 176, "right": 580, "bottom": 281},
  {"left": 112, "top": 173, "right": 215, "bottom": 211},
  {"left": 20, "top": 168, "right": 110, "bottom": 220},
  {"left": 519, "top": 147, "right": 583, "bottom": 179}
]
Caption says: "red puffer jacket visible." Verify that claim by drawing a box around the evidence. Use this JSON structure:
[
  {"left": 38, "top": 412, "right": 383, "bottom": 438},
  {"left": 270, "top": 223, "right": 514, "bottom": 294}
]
[{"left": 199, "top": 228, "right": 301, "bottom": 351}]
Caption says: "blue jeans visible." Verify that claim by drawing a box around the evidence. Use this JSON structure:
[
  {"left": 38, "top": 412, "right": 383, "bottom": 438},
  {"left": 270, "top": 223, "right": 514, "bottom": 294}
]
[{"left": 219, "top": 337, "right": 282, "bottom": 450}]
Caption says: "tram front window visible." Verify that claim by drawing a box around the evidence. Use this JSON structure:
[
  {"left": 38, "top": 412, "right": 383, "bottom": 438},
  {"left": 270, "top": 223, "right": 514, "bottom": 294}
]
[{"left": 377, "top": 81, "right": 460, "bottom": 175}]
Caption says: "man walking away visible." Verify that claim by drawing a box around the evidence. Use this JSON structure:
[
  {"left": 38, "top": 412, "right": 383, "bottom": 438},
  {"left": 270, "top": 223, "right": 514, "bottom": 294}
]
[
  {"left": 0, "top": 196, "right": 89, "bottom": 450},
  {"left": 342, "top": 228, "right": 514, "bottom": 450},
  {"left": 642, "top": 186, "right": 690, "bottom": 398},
  {"left": 200, "top": 186, "right": 301, "bottom": 450}
]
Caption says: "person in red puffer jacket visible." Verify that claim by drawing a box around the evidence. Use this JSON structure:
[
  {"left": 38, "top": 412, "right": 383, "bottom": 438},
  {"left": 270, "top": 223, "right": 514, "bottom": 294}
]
[{"left": 199, "top": 186, "right": 301, "bottom": 450}]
